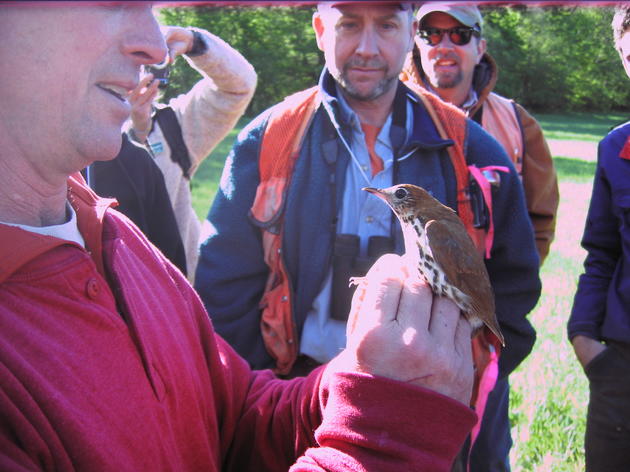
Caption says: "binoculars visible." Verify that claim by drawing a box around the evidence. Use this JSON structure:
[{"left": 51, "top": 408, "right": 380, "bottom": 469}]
[{"left": 331, "top": 234, "right": 395, "bottom": 321}]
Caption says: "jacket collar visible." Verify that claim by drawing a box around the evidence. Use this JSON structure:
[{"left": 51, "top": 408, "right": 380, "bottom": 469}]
[
  {"left": 0, "top": 173, "right": 116, "bottom": 283},
  {"left": 317, "top": 67, "right": 452, "bottom": 153}
]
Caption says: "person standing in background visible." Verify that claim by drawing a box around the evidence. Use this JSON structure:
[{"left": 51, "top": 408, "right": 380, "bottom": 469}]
[
  {"left": 128, "top": 25, "right": 256, "bottom": 279},
  {"left": 402, "top": 5, "right": 559, "bottom": 470},
  {"left": 569, "top": 5, "right": 630, "bottom": 471}
]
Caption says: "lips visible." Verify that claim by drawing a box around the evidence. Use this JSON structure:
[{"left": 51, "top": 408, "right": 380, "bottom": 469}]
[
  {"left": 436, "top": 58, "right": 457, "bottom": 67},
  {"left": 97, "top": 83, "right": 129, "bottom": 102}
]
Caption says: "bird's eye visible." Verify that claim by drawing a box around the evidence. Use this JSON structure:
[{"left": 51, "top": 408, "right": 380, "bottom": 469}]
[{"left": 394, "top": 188, "right": 408, "bottom": 199}]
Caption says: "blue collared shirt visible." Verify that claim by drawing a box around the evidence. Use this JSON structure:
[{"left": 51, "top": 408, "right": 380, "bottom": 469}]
[{"left": 300, "top": 86, "right": 413, "bottom": 363}]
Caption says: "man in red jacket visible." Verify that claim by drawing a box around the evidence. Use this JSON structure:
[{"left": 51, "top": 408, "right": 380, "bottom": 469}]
[{"left": 0, "top": 3, "right": 476, "bottom": 471}]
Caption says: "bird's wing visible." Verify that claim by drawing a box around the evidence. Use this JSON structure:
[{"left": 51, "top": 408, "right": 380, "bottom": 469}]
[{"left": 425, "top": 218, "right": 494, "bottom": 304}]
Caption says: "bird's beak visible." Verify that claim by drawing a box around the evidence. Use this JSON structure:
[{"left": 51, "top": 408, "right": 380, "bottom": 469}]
[{"left": 363, "top": 187, "right": 386, "bottom": 201}]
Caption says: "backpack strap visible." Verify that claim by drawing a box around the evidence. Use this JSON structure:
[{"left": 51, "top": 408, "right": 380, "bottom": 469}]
[
  {"left": 249, "top": 86, "right": 320, "bottom": 374},
  {"left": 154, "top": 106, "right": 193, "bottom": 179},
  {"left": 409, "top": 85, "right": 489, "bottom": 256}
]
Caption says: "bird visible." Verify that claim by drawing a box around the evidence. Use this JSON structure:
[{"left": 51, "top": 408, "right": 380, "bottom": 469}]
[{"left": 363, "top": 184, "right": 505, "bottom": 346}]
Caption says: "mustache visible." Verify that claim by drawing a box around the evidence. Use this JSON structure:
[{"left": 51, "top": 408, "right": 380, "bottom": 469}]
[
  {"left": 344, "top": 58, "right": 387, "bottom": 70},
  {"left": 433, "top": 53, "right": 460, "bottom": 63}
]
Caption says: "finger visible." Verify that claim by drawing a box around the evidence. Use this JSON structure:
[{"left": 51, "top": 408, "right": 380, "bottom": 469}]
[
  {"left": 135, "top": 80, "right": 159, "bottom": 107},
  {"left": 346, "top": 277, "right": 367, "bottom": 338},
  {"left": 396, "top": 271, "right": 432, "bottom": 332},
  {"left": 163, "top": 26, "right": 192, "bottom": 57},
  {"left": 348, "top": 254, "right": 404, "bottom": 333},
  {"left": 129, "top": 74, "right": 154, "bottom": 102},
  {"left": 453, "top": 317, "right": 473, "bottom": 359},
  {"left": 428, "top": 295, "right": 461, "bottom": 341}
]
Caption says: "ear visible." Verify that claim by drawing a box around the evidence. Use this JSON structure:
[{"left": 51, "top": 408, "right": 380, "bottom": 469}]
[
  {"left": 406, "top": 19, "right": 419, "bottom": 52},
  {"left": 313, "top": 12, "right": 326, "bottom": 52},
  {"left": 476, "top": 37, "right": 487, "bottom": 63}
]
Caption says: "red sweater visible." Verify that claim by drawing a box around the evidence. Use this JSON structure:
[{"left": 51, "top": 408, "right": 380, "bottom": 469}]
[{"left": 0, "top": 175, "right": 475, "bottom": 471}]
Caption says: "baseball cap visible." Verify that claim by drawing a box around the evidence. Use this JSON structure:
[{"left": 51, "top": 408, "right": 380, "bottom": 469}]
[{"left": 416, "top": 3, "right": 483, "bottom": 31}]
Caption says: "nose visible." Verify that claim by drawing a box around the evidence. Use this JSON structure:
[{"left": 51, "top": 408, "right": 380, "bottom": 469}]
[
  {"left": 122, "top": 5, "right": 168, "bottom": 66},
  {"left": 433, "top": 32, "right": 456, "bottom": 52},
  {"left": 355, "top": 26, "right": 379, "bottom": 59}
]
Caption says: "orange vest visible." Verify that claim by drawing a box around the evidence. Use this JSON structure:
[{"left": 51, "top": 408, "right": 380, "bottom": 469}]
[
  {"left": 251, "top": 84, "right": 504, "bottom": 453},
  {"left": 249, "top": 87, "right": 320, "bottom": 375},
  {"left": 482, "top": 93, "right": 524, "bottom": 176},
  {"left": 250, "top": 83, "right": 503, "bottom": 370}
]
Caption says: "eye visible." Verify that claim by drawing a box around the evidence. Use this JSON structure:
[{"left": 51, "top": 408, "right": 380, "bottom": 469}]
[
  {"left": 379, "top": 21, "right": 397, "bottom": 32},
  {"left": 394, "top": 188, "right": 408, "bottom": 199},
  {"left": 338, "top": 20, "right": 359, "bottom": 32}
]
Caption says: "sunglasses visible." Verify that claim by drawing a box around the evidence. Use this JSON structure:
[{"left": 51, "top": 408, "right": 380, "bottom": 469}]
[{"left": 417, "top": 26, "right": 480, "bottom": 46}]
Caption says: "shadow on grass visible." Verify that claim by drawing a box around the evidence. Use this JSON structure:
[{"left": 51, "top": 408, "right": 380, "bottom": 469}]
[
  {"left": 554, "top": 157, "right": 596, "bottom": 181},
  {"left": 536, "top": 112, "right": 628, "bottom": 141}
]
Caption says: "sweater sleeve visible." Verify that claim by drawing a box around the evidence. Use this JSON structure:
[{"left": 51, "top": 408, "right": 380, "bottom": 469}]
[
  {"left": 207, "top": 328, "right": 476, "bottom": 472},
  {"left": 290, "top": 373, "right": 476, "bottom": 472},
  {"left": 168, "top": 28, "right": 257, "bottom": 174},
  {"left": 516, "top": 103, "right": 559, "bottom": 265}
]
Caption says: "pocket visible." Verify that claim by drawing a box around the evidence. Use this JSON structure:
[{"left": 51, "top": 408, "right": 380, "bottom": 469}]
[{"left": 584, "top": 345, "right": 614, "bottom": 379}]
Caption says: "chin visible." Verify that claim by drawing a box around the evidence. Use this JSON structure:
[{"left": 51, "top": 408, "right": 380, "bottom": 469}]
[{"left": 84, "top": 131, "right": 124, "bottom": 165}]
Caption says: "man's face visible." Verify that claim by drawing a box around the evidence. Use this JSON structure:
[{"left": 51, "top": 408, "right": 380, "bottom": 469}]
[
  {"left": 313, "top": 4, "right": 416, "bottom": 102},
  {"left": 417, "top": 12, "right": 485, "bottom": 93},
  {"left": 618, "top": 30, "right": 630, "bottom": 80},
  {"left": 0, "top": 4, "right": 166, "bottom": 178}
]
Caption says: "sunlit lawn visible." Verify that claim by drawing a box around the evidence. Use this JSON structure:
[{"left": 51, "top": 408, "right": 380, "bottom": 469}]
[
  {"left": 191, "top": 112, "right": 623, "bottom": 471},
  {"left": 533, "top": 111, "right": 627, "bottom": 142}
]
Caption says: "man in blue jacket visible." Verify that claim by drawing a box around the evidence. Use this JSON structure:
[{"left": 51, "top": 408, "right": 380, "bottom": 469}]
[
  {"left": 568, "top": 5, "right": 630, "bottom": 471},
  {"left": 196, "top": 0, "right": 540, "bottom": 447}
]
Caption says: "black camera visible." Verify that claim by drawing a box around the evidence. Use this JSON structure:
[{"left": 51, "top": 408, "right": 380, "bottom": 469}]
[{"left": 143, "top": 59, "right": 170, "bottom": 89}]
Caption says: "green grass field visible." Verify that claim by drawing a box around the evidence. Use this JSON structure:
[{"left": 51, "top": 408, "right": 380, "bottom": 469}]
[
  {"left": 191, "top": 111, "right": 626, "bottom": 471},
  {"left": 533, "top": 111, "right": 627, "bottom": 142}
]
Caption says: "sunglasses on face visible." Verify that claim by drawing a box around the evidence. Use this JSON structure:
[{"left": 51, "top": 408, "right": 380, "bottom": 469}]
[{"left": 417, "top": 26, "right": 480, "bottom": 46}]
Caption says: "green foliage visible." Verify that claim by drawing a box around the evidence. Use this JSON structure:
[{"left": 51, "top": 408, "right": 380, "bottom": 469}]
[
  {"left": 483, "top": 5, "right": 630, "bottom": 111},
  {"left": 156, "top": 4, "right": 630, "bottom": 114},
  {"left": 158, "top": 5, "right": 322, "bottom": 116}
]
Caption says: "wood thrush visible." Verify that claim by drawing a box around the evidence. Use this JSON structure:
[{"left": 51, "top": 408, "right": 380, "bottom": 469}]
[{"left": 364, "top": 184, "right": 505, "bottom": 346}]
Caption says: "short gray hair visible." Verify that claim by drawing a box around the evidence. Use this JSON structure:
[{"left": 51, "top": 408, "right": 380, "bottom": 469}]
[{"left": 612, "top": 4, "right": 630, "bottom": 47}]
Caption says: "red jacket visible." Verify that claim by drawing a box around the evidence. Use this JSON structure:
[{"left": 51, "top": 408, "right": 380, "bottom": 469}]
[{"left": 0, "top": 175, "right": 475, "bottom": 471}]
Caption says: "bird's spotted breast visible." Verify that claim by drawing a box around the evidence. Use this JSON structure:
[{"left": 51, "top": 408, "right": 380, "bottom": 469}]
[{"left": 413, "top": 217, "right": 474, "bottom": 316}]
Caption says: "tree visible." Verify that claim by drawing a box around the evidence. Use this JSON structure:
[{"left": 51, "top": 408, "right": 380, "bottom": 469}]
[
  {"left": 158, "top": 5, "right": 322, "bottom": 116},
  {"left": 157, "top": 4, "right": 630, "bottom": 114}
]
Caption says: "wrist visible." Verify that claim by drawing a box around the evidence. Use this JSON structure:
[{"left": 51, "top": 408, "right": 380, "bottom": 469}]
[
  {"left": 129, "top": 125, "right": 151, "bottom": 143},
  {"left": 186, "top": 29, "right": 208, "bottom": 57}
]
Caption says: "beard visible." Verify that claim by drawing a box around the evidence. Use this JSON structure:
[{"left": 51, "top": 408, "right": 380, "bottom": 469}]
[
  {"left": 431, "top": 65, "right": 464, "bottom": 89},
  {"left": 333, "top": 58, "right": 398, "bottom": 102}
]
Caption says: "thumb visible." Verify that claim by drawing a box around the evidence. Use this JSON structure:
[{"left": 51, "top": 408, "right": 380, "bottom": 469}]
[{"left": 346, "top": 254, "right": 405, "bottom": 340}]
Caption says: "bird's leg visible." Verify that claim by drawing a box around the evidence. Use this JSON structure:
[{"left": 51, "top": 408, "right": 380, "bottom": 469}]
[{"left": 348, "top": 276, "right": 367, "bottom": 288}]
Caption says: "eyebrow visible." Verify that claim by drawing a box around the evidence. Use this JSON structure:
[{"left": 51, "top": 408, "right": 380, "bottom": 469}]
[{"left": 338, "top": 12, "right": 401, "bottom": 22}]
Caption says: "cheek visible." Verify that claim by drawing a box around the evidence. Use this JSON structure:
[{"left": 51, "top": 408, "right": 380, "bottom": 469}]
[
  {"left": 386, "top": 40, "right": 413, "bottom": 69},
  {"left": 419, "top": 49, "right": 439, "bottom": 76}
]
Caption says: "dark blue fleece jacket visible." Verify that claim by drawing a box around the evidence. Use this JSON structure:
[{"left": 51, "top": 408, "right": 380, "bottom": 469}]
[
  {"left": 195, "top": 70, "right": 541, "bottom": 379},
  {"left": 569, "top": 121, "right": 630, "bottom": 343}
]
